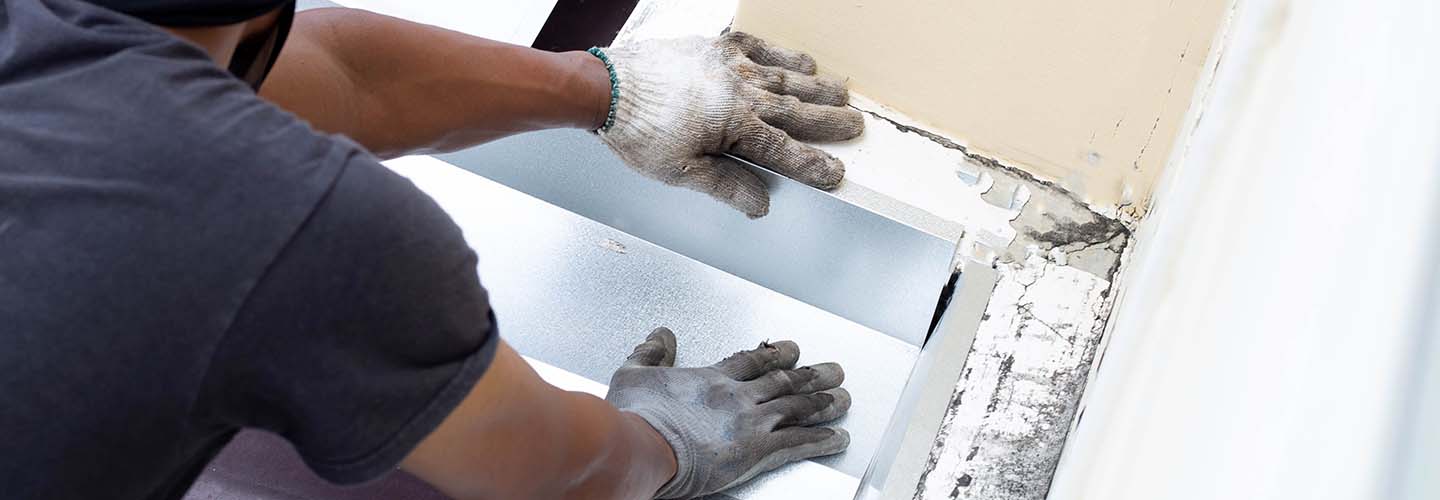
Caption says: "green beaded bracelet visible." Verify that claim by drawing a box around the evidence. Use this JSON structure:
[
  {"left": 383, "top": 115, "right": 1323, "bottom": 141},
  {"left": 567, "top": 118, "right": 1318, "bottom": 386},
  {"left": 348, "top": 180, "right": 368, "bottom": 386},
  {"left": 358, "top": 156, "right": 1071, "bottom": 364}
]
[{"left": 586, "top": 47, "right": 620, "bottom": 132}]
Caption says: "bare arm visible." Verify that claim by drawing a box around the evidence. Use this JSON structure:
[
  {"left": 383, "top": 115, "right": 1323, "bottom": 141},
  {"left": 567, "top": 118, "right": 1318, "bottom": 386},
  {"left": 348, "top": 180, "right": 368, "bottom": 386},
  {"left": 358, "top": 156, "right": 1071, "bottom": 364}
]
[
  {"left": 260, "top": 8, "right": 610, "bottom": 159},
  {"left": 401, "top": 341, "right": 676, "bottom": 500},
  {"left": 258, "top": 8, "right": 863, "bottom": 217}
]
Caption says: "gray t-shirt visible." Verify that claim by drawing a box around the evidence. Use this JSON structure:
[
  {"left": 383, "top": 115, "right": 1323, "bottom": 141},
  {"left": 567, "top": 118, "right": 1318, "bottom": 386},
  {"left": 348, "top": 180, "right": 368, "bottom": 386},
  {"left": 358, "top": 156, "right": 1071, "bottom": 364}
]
[{"left": 0, "top": 0, "right": 499, "bottom": 498}]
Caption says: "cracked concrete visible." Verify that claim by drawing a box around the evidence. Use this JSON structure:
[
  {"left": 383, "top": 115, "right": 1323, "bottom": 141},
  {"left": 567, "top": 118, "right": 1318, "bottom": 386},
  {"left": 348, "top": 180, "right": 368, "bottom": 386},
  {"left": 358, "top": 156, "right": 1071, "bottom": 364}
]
[{"left": 914, "top": 252, "right": 1123, "bottom": 500}]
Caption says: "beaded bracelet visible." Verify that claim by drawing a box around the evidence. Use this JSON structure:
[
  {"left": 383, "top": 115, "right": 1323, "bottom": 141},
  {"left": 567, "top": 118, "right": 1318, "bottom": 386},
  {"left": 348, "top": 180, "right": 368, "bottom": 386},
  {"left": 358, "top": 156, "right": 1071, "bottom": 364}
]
[{"left": 586, "top": 47, "right": 620, "bottom": 132}]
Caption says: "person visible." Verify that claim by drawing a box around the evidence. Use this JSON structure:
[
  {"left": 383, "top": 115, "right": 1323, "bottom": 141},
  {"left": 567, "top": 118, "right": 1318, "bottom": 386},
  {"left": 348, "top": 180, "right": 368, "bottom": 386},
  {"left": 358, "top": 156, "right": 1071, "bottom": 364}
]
[{"left": 0, "top": 0, "right": 867, "bottom": 499}]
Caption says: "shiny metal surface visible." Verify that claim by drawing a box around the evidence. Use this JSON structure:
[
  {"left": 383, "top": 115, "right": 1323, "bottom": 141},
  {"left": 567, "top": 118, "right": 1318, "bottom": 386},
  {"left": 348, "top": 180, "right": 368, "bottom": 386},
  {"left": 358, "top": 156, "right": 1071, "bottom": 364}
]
[
  {"left": 857, "top": 264, "right": 997, "bottom": 500},
  {"left": 389, "top": 156, "right": 921, "bottom": 481},
  {"left": 437, "top": 129, "right": 961, "bottom": 346}
]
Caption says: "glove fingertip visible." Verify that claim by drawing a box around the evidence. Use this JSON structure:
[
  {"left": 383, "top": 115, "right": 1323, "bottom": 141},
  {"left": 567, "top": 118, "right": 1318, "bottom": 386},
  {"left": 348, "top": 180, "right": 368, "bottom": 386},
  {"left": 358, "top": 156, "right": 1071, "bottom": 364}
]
[
  {"left": 839, "top": 108, "right": 866, "bottom": 140},
  {"left": 724, "top": 31, "right": 819, "bottom": 75},
  {"left": 792, "top": 144, "right": 845, "bottom": 189},
  {"left": 791, "top": 427, "right": 850, "bottom": 459},
  {"left": 829, "top": 388, "right": 853, "bottom": 413},
  {"left": 764, "top": 340, "right": 802, "bottom": 368},
  {"left": 811, "top": 76, "right": 850, "bottom": 106},
  {"left": 626, "top": 327, "right": 678, "bottom": 367},
  {"left": 813, "top": 155, "right": 845, "bottom": 190},
  {"left": 647, "top": 327, "right": 678, "bottom": 366},
  {"left": 732, "top": 172, "right": 770, "bottom": 219},
  {"left": 829, "top": 428, "right": 851, "bottom": 451},
  {"left": 808, "top": 427, "right": 850, "bottom": 458},
  {"left": 647, "top": 326, "right": 677, "bottom": 344},
  {"left": 741, "top": 195, "right": 770, "bottom": 219},
  {"left": 790, "top": 53, "right": 819, "bottom": 75},
  {"left": 801, "top": 362, "right": 846, "bottom": 390}
]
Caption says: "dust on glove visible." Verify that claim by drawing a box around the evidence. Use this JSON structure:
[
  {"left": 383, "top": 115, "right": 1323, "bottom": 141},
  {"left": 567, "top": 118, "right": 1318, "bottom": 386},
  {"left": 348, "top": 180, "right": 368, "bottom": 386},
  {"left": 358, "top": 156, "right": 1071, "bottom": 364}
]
[
  {"left": 605, "top": 327, "right": 851, "bottom": 499},
  {"left": 597, "top": 32, "right": 865, "bottom": 218}
]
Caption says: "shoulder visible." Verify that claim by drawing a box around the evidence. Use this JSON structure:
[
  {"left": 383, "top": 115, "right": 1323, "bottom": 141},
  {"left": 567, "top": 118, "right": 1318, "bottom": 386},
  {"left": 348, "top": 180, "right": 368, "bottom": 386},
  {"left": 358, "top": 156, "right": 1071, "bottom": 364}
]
[
  {"left": 4, "top": 0, "right": 352, "bottom": 181},
  {"left": 202, "top": 146, "right": 496, "bottom": 484}
]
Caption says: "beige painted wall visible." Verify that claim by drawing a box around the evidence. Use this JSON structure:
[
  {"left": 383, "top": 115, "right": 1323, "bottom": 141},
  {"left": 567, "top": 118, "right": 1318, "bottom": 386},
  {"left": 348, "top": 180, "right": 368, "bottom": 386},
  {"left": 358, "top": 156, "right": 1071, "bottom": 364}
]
[{"left": 734, "top": 0, "right": 1229, "bottom": 214}]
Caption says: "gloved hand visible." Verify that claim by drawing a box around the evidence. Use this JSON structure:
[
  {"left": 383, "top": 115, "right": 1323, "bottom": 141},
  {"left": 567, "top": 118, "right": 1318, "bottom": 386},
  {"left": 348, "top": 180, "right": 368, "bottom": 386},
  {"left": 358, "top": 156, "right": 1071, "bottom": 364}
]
[
  {"left": 606, "top": 327, "right": 852, "bottom": 499},
  {"left": 597, "top": 32, "right": 866, "bottom": 218}
]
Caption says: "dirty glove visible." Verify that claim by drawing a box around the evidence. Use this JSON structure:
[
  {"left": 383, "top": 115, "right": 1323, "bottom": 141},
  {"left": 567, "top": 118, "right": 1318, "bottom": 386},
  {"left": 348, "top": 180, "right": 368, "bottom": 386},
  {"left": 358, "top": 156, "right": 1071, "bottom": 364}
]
[
  {"left": 597, "top": 32, "right": 866, "bottom": 218},
  {"left": 606, "top": 327, "right": 851, "bottom": 499}
]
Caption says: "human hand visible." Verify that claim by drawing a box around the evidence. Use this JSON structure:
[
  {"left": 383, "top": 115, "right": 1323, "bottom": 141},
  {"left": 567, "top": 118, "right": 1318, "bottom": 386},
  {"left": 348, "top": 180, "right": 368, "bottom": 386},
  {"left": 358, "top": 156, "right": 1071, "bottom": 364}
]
[
  {"left": 595, "top": 32, "right": 865, "bottom": 218},
  {"left": 606, "top": 327, "right": 852, "bottom": 499}
]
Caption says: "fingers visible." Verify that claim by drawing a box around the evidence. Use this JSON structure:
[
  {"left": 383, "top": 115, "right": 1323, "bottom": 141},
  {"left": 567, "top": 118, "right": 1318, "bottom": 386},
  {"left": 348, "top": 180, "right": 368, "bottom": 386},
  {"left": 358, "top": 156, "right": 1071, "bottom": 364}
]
[
  {"left": 761, "top": 426, "right": 850, "bottom": 464},
  {"left": 669, "top": 156, "right": 770, "bottom": 218},
  {"left": 745, "top": 362, "right": 845, "bottom": 402},
  {"left": 733, "top": 62, "right": 849, "bottom": 106},
  {"left": 713, "top": 340, "right": 801, "bottom": 381},
  {"left": 722, "top": 31, "right": 817, "bottom": 74},
  {"left": 760, "top": 388, "right": 852, "bottom": 428},
  {"left": 623, "top": 327, "right": 677, "bottom": 367},
  {"left": 731, "top": 120, "right": 845, "bottom": 190},
  {"left": 723, "top": 427, "right": 850, "bottom": 491},
  {"left": 752, "top": 91, "right": 865, "bottom": 142}
]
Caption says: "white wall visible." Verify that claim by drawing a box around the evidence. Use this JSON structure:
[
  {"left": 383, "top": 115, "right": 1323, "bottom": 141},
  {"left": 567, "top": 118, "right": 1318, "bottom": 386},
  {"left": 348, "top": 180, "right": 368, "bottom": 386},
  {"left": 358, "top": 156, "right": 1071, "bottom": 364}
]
[{"left": 1047, "top": 0, "right": 1440, "bottom": 498}]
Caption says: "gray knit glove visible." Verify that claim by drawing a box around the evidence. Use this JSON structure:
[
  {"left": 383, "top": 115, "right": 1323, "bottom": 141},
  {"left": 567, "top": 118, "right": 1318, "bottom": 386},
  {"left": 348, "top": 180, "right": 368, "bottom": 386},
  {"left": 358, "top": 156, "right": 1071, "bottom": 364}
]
[
  {"left": 606, "top": 327, "right": 851, "bottom": 499},
  {"left": 597, "top": 32, "right": 865, "bottom": 218}
]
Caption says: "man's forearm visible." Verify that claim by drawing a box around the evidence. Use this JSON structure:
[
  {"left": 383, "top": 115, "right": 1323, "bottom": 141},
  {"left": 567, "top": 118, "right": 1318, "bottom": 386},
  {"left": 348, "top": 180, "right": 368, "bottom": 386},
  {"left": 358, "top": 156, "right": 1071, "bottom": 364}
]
[
  {"left": 562, "top": 392, "right": 680, "bottom": 500},
  {"left": 401, "top": 342, "right": 675, "bottom": 500},
  {"left": 261, "top": 8, "right": 609, "bottom": 158}
]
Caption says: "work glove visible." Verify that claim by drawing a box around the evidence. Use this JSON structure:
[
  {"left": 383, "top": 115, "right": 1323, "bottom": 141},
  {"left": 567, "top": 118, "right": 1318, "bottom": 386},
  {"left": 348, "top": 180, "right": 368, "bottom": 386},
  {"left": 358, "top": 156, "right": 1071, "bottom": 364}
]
[
  {"left": 606, "top": 327, "right": 852, "bottom": 499},
  {"left": 597, "top": 32, "right": 866, "bottom": 218}
]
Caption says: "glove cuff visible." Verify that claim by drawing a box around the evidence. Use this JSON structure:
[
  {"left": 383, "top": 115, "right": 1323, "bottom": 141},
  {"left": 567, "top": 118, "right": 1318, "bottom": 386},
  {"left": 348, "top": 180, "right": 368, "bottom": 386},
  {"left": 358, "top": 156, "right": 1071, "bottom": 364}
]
[
  {"left": 629, "top": 407, "right": 698, "bottom": 499},
  {"left": 589, "top": 43, "right": 671, "bottom": 172},
  {"left": 592, "top": 43, "right": 644, "bottom": 139}
]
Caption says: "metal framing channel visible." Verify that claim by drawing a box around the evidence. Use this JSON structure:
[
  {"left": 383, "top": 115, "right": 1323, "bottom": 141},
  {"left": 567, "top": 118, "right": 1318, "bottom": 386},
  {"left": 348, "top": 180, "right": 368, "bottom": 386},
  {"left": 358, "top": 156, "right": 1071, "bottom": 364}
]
[
  {"left": 857, "top": 263, "right": 998, "bottom": 500},
  {"left": 439, "top": 129, "right": 963, "bottom": 346}
]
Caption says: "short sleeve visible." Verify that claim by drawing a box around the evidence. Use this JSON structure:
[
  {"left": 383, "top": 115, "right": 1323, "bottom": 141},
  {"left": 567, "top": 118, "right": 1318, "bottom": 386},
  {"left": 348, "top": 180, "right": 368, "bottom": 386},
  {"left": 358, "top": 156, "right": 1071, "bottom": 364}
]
[{"left": 196, "top": 153, "right": 498, "bottom": 484}]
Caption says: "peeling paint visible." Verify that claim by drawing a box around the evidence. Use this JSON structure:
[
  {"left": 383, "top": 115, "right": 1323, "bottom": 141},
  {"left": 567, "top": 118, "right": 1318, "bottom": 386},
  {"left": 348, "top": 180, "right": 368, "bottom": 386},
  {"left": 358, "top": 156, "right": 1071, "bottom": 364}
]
[
  {"left": 847, "top": 100, "right": 1132, "bottom": 278},
  {"left": 914, "top": 252, "right": 1122, "bottom": 500},
  {"left": 855, "top": 107, "right": 1078, "bottom": 207},
  {"left": 1027, "top": 219, "right": 1127, "bottom": 250}
]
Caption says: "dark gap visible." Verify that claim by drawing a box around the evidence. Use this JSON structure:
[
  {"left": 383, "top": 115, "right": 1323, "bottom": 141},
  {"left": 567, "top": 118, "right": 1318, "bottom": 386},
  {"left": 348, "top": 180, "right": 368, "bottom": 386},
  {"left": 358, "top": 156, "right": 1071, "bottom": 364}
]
[
  {"left": 925, "top": 271, "right": 962, "bottom": 343},
  {"left": 531, "top": 0, "right": 642, "bottom": 52}
]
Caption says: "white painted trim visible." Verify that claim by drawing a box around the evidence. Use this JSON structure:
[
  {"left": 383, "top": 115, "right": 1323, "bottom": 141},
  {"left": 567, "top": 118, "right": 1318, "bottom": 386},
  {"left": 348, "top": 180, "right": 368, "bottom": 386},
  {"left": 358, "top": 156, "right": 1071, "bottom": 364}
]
[{"left": 1047, "top": 0, "right": 1440, "bottom": 497}]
